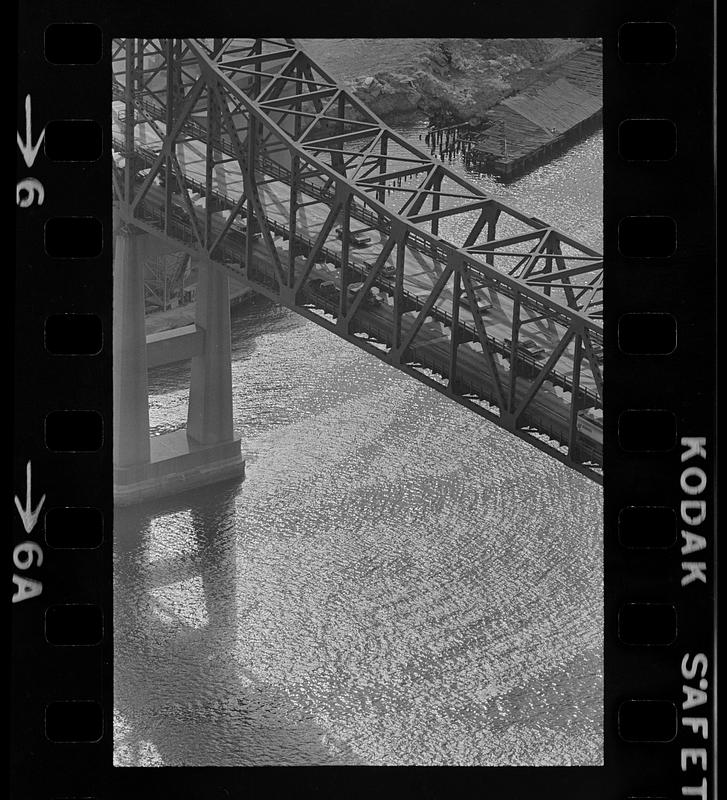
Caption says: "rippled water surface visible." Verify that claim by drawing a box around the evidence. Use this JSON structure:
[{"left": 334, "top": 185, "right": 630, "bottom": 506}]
[{"left": 114, "top": 124, "right": 603, "bottom": 766}]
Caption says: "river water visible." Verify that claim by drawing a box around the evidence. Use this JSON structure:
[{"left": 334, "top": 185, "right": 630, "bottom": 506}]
[{"left": 114, "top": 122, "right": 603, "bottom": 767}]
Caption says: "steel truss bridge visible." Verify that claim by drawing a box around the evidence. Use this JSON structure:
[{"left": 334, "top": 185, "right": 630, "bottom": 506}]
[{"left": 112, "top": 38, "right": 604, "bottom": 486}]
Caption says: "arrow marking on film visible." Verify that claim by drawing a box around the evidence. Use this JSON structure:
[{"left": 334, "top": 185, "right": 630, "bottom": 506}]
[
  {"left": 14, "top": 461, "right": 46, "bottom": 534},
  {"left": 17, "top": 95, "right": 46, "bottom": 168}
]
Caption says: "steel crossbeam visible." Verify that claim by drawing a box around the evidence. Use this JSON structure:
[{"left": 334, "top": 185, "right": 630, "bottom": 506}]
[{"left": 112, "top": 37, "right": 604, "bottom": 482}]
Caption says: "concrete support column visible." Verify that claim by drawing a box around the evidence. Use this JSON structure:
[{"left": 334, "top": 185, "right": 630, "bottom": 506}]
[
  {"left": 113, "top": 208, "right": 151, "bottom": 467},
  {"left": 187, "top": 256, "right": 234, "bottom": 444}
]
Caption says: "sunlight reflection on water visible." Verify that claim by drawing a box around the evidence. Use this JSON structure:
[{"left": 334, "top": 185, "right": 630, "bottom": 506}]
[{"left": 114, "top": 125, "right": 603, "bottom": 767}]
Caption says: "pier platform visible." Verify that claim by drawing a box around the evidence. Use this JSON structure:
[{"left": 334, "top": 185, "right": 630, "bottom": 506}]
[{"left": 468, "top": 46, "right": 602, "bottom": 179}]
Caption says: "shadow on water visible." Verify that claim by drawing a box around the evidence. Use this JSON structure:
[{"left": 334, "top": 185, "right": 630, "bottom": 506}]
[{"left": 114, "top": 480, "right": 359, "bottom": 766}]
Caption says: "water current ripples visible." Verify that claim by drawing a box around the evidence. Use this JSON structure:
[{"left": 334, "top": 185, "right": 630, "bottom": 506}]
[{"left": 114, "top": 128, "right": 603, "bottom": 767}]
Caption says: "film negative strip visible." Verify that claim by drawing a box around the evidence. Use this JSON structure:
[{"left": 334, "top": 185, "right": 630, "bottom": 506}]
[{"left": 13, "top": 1, "right": 716, "bottom": 797}]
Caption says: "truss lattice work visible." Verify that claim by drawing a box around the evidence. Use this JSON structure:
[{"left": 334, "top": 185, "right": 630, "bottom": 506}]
[{"left": 112, "top": 38, "right": 604, "bottom": 482}]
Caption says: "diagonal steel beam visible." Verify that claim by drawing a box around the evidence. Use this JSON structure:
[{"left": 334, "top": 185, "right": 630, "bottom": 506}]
[
  {"left": 293, "top": 200, "right": 344, "bottom": 295},
  {"left": 461, "top": 268, "right": 506, "bottom": 408},
  {"left": 397, "top": 263, "right": 453, "bottom": 357},
  {"left": 344, "top": 236, "right": 397, "bottom": 323},
  {"left": 513, "top": 328, "right": 576, "bottom": 422},
  {"left": 185, "top": 38, "right": 603, "bottom": 332}
]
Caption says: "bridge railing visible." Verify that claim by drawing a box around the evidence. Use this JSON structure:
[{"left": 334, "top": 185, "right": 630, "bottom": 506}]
[
  {"left": 113, "top": 92, "right": 603, "bottom": 347},
  {"left": 116, "top": 157, "right": 601, "bottom": 369},
  {"left": 112, "top": 40, "right": 603, "bottom": 480},
  {"left": 293, "top": 287, "right": 602, "bottom": 465},
  {"left": 118, "top": 155, "right": 603, "bottom": 416}
]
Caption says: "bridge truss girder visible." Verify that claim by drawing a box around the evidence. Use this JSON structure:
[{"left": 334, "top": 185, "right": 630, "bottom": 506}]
[{"left": 112, "top": 37, "right": 604, "bottom": 483}]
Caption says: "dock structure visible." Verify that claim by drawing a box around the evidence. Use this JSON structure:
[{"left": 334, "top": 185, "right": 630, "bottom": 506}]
[{"left": 467, "top": 46, "right": 602, "bottom": 179}]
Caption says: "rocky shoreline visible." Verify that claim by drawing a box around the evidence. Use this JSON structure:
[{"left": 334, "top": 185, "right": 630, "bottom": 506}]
[{"left": 301, "top": 38, "right": 599, "bottom": 126}]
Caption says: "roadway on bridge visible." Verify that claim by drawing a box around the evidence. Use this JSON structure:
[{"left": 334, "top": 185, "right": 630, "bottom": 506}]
[
  {"left": 113, "top": 106, "right": 602, "bottom": 428},
  {"left": 255, "top": 178, "right": 598, "bottom": 397}
]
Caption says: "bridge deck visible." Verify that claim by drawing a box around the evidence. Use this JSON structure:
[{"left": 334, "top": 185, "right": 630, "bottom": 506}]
[
  {"left": 255, "top": 179, "right": 599, "bottom": 399},
  {"left": 110, "top": 39, "right": 603, "bottom": 479},
  {"left": 115, "top": 105, "right": 600, "bottom": 404}
]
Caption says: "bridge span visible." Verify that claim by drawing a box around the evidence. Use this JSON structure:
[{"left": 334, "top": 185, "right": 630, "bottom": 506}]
[{"left": 111, "top": 38, "right": 603, "bottom": 503}]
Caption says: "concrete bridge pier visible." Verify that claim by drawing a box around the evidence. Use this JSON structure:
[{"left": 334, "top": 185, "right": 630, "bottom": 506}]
[
  {"left": 113, "top": 217, "right": 151, "bottom": 470},
  {"left": 187, "top": 256, "right": 235, "bottom": 445},
  {"left": 113, "top": 212, "right": 245, "bottom": 506}
]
